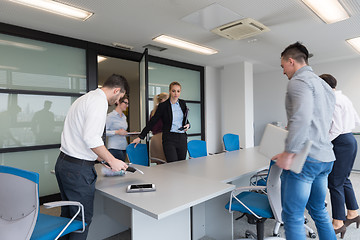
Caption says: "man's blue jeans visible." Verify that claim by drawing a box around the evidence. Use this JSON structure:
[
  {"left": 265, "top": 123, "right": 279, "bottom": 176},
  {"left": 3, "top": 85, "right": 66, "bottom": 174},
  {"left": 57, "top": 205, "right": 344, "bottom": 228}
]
[{"left": 281, "top": 157, "right": 336, "bottom": 240}]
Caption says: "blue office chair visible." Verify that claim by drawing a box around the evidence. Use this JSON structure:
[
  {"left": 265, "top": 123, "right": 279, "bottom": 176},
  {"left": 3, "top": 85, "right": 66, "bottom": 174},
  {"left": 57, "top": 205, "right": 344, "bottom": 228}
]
[
  {"left": 187, "top": 140, "right": 207, "bottom": 158},
  {"left": 223, "top": 133, "right": 241, "bottom": 151},
  {"left": 0, "top": 165, "right": 86, "bottom": 240},
  {"left": 226, "top": 161, "right": 284, "bottom": 240},
  {"left": 126, "top": 143, "right": 166, "bottom": 166}
]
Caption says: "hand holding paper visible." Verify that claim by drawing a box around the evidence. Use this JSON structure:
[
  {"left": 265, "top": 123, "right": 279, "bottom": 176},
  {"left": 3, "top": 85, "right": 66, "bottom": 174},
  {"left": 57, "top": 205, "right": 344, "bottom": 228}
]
[{"left": 259, "top": 124, "right": 312, "bottom": 174}]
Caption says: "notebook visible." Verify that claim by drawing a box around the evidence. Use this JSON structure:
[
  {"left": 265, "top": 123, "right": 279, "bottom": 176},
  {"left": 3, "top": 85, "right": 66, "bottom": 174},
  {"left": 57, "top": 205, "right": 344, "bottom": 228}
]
[{"left": 258, "top": 123, "right": 312, "bottom": 174}]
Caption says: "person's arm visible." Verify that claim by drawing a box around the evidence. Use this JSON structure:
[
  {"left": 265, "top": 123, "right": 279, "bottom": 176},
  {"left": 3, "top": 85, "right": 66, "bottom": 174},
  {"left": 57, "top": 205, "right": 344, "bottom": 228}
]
[
  {"left": 105, "top": 114, "right": 116, "bottom": 136},
  {"left": 132, "top": 104, "right": 164, "bottom": 146},
  {"left": 272, "top": 152, "right": 295, "bottom": 170},
  {"left": 106, "top": 113, "right": 128, "bottom": 136},
  {"left": 276, "top": 79, "right": 312, "bottom": 169},
  {"left": 181, "top": 100, "right": 191, "bottom": 131},
  {"left": 91, "top": 145, "right": 127, "bottom": 171},
  {"left": 138, "top": 103, "right": 164, "bottom": 139},
  {"left": 285, "top": 79, "right": 313, "bottom": 153},
  {"left": 329, "top": 102, "right": 342, "bottom": 141}
]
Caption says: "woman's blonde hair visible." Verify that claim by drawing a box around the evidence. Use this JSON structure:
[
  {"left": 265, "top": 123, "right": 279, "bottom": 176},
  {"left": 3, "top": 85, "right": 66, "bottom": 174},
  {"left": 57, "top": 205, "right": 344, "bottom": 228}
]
[{"left": 151, "top": 92, "right": 169, "bottom": 117}]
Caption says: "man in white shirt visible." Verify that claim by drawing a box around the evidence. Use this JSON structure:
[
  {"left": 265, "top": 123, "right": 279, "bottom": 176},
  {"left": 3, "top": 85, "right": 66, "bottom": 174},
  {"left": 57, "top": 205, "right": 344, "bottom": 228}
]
[
  {"left": 320, "top": 74, "right": 360, "bottom": 237},
  {"left": 55, "top": 74, "right": 129, "bottom": 240}
]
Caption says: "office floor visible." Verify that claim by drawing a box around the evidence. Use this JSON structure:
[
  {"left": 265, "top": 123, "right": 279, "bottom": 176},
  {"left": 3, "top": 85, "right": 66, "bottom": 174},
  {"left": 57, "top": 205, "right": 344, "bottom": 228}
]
[{"left": 41, "top": 172, "right": 360, "bottom": 240}]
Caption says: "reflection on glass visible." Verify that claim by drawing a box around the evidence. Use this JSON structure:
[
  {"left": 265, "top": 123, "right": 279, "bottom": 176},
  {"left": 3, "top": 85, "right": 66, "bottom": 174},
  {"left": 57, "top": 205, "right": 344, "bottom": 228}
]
[
  {"left": 0, "top": 148, "right": 60, "bottom": 197},
  {"left": 0, "top": 94, "right": 21, "bottom": 147},
  {"left": 186, "top": 103, "right": 201, "bottom": 134},
  {"left": 148, "top": 62, "right": 200, "bottom": 101},
  {"left": 0, "top": 93, "right": 78, "bottom": 148},
  {"left": 0, "top": 33, "right": 86, "bottom": 93},
  {"left": 31, "top": 100, "right": 55, "bottom": 144}
]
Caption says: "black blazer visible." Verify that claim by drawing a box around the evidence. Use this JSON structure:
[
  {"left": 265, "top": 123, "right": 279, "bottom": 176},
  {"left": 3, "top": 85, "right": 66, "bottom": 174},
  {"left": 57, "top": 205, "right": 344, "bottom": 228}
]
[{"left": 139, "top": 98, "right": 190, "bottom": 139}]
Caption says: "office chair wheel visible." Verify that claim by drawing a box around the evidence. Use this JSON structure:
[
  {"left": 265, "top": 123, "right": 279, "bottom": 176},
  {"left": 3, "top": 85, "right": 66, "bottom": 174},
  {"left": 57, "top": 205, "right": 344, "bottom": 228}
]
[
  {"left": 245, "top": 230, "right": 256, "bottom": 239},
  {"left": 308, "top": 232, "right": 316, "bottom": 238},
  {"left": 273, "top": 233, "right": 281, "bottom": 237}
]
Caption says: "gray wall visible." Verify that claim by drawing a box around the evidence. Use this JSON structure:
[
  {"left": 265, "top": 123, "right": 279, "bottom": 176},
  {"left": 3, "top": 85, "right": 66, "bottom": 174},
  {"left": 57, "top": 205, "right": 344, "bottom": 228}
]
[{"left": 253, "top": 57, "right": 360, "bottom": 145}]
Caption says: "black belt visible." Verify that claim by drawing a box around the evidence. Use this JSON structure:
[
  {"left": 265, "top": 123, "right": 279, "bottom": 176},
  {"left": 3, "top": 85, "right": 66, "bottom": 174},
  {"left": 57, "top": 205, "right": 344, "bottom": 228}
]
[{"left": 60, "top": 152, "right": 95, "bottom": 166}]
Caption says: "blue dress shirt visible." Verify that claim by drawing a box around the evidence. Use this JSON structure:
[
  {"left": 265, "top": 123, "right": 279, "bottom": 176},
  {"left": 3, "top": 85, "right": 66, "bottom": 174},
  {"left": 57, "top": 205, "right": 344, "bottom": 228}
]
[{"left": 170, "top": 101, "right": 185, "bottom": 133}]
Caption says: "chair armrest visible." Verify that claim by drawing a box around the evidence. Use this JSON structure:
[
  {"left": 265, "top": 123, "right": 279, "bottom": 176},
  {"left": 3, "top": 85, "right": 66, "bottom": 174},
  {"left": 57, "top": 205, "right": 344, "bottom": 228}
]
[
  {"left": 231, "top": 185, "right": 266, "bottom": 196},
  {"left": 256, "top": 169, "right": 269, "bottom": 175},
  {"left": 233, "top": 185, "right": 266, "bottom": 192},
  {"left": 44, "top": 201, "right": 86, "bottom": 239},
  {"left": 43, "top": 201, "right": 82, "bottom": 209},
  {"left": 251, "top": 172, "right": 268, "bottom": 178}
]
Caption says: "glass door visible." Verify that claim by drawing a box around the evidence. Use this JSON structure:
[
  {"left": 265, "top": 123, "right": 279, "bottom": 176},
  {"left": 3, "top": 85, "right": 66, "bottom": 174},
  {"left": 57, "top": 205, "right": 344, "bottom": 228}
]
[{"left": 139, "top": 49, "right": 149, "bottom": 135}]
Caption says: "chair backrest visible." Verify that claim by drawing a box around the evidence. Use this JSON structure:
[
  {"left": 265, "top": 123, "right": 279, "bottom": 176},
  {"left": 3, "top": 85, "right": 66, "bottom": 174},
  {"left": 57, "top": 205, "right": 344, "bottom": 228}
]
[
  {"left": 126, "top": 143, "right": 149, "bottom": 166},
  {"left": 266, "top": 161, "right": 283, "bottom": 223},
  {"left": 258, "top": 124, "right": 287, "bottom": 160},
  {"left": 0, "top": 165, "right": 39, "bottom": 240},
  {"left": 187, "top": 140, "right": 207, "bottom": 158},
  {"left": 223, "top": 133, "right": 240, "bottom": 151}
]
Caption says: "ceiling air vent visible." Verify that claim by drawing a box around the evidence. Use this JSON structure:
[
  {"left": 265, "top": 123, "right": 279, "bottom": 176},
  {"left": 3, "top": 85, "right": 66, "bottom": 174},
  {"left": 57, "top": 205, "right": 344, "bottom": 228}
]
[
  {"left": 112, "top": 42, "right": 134, "bottom": 50},
  {"left": 211, "top": 18, "right": 270, "bottom": 40}
]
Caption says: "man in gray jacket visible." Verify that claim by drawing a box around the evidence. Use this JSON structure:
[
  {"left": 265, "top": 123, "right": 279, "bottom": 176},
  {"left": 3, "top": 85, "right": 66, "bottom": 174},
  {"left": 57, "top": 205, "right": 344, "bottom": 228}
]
[{"left": 273, "top": 42, "right": 336, "bottom": 240}]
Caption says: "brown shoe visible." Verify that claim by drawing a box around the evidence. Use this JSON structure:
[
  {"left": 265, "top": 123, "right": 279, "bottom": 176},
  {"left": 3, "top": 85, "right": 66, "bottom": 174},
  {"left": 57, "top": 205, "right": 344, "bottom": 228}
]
[
  {"left": 334, "top": 225, "right": 346, "bottom": 239},
  {"left": 344, "top": 215, "right": 360, "bottom": 228}
]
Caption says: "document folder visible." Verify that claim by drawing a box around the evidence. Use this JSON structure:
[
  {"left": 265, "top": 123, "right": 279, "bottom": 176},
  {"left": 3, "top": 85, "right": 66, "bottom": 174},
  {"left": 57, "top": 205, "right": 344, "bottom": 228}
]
[{"left": 258, "top": 124, "right": 312, "bottom": 174}]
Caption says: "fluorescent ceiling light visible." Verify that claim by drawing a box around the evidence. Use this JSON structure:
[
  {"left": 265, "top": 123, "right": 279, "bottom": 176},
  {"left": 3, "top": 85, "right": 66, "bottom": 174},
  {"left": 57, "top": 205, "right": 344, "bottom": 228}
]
[
  {"left": 97, "top": 56, "right": 107, "bottom": 63},
  {"left": 153, "top": 35, "right": 218, "bottom": 55},
  {"left": 9, "top": 0, "right": 93, "bottom": 21},
  {"left": 301, "top": 0, "right": 349, "bottom": 24},
  {"left": 346, "top": 37, "right": 360, "bottom": 54}
]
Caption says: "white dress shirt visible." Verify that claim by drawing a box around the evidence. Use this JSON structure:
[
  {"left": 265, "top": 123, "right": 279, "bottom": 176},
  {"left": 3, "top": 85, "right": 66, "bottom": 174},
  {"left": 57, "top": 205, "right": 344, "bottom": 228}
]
[
  {"left": 60, "top": 88, "right": 108, "bottom": 161},
  {"left": 329, "top": 90, "right": 360, "bottom": 141}
]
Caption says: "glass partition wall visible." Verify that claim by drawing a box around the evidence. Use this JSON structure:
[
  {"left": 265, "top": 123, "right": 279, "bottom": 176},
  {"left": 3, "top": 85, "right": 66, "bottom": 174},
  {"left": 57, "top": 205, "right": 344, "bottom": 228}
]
[
  {"left": 0, "top": 23, "right": 204, "bottom": 198},
  {"left": 0, "top": 33, "right": 86, "bottom": 197},
  {"left": 147, "top": 60, "right": 204, "bottom": 156}
]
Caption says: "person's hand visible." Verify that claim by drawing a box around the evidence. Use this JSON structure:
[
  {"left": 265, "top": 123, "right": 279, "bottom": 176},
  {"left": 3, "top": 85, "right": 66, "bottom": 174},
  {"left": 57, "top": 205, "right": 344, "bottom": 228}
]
[
  {"left": 131, "top": 137, "right": 141, "bottom": 147},
  {"left": 109, "top": 159, "right": 128, "bottom": 172},
  {"left": 116, "top": 129, "right": 128, "bottom": 135},
  {"left": 272, "top": 152, "right": 295, "bottom": 170},
  {"left": 183, "top": 124, "right": 190, "bottom": 131}
]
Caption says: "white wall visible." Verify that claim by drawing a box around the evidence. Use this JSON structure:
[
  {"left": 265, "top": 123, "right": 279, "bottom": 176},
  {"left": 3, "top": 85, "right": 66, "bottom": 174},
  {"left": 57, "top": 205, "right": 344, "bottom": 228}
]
[
  {"left": 312, "top": 57, "right": 360, "bottom": 133},
  {"left": 221, "top": 62, "right": 254, "bottom": 148},
  {"left": 253, "top": 70, "right": 288, "bottom": 145},
  {"left": 253, "top": 57, "right": 360, "bottom": 145},
  {"left": 205, "top": 66, "right": 223, "bottom": 154}
]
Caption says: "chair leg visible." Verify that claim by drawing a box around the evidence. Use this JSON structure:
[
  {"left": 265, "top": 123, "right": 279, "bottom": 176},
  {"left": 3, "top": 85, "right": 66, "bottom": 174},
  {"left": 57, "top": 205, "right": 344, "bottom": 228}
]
[
  {"left": 235, "top": 213, "right": 246, "bottom": 221},
  {"left": 256, "top": 218, "right": 266, "bottom": 240},
  {"left": 273, "top": 222, "right": 281, "bottom": 237}
]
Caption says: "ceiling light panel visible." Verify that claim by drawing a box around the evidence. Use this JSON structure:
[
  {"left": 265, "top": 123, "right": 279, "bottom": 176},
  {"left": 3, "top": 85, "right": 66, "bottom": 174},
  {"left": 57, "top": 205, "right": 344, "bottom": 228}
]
[
  {"left": 346, "top": 37, "right": 360, "bottom": 54},
  {"left": 301, "top": 0, "right": 349, "bottom": 24},
  {"left": 153, "top": 35, "right": 218, "bottom": 55},
  {"left": 9, "top": 0, "right": 93, "bottom": 21}
]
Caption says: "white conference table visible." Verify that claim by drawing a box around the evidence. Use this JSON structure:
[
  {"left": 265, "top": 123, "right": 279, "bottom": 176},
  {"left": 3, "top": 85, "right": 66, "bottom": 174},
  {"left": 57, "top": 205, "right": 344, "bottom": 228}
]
[
  {"left": 154, "top": 147, "right": 269, "bottom": 183},
  {"left": 88, "top": 147, "right": 269, "bottom": 240}
]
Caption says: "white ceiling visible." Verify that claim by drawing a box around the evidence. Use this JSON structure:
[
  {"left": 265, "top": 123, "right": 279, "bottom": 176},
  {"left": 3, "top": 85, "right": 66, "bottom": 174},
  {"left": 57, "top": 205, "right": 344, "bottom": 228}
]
[{"left": 0, "top": 0, "right": 360, "bottom": 74}]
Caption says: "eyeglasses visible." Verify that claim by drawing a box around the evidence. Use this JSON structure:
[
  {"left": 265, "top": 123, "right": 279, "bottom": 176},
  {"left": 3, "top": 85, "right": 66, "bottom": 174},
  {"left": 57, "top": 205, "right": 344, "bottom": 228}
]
[{"left": 122, "top": 101, "right": 129, "bottom": 105}]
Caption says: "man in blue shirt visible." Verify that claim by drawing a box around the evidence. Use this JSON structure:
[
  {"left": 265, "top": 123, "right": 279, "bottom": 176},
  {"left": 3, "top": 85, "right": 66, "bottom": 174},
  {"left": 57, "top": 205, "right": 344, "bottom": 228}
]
[{"left": 273, "top": 42, "right": 336, "bottom": 240}]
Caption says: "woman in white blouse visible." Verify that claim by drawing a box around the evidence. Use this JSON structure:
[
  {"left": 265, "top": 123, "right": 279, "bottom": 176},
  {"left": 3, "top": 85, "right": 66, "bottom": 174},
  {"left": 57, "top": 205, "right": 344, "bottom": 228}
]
[
  {"left": 106, "top": 95, "right": 129, "bottom": 161},
  {"left": 320, "top": 74, "right": 360, "bottom": 238}
]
